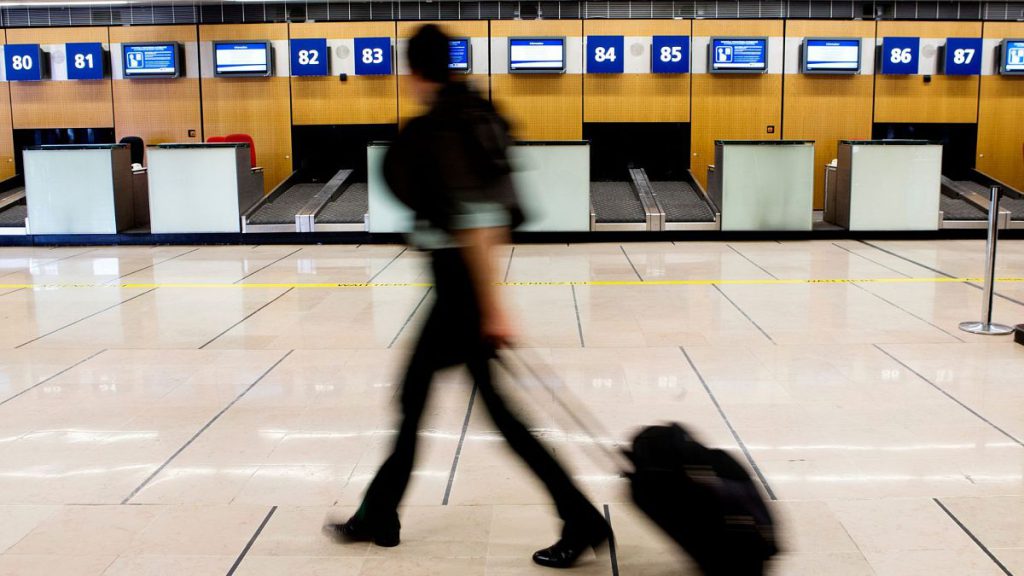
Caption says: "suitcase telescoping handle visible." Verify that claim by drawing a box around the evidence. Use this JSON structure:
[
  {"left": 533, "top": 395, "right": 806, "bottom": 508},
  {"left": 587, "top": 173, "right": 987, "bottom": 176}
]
[{"left": 496, "top": 347, "right": 635, "bottom": 475}]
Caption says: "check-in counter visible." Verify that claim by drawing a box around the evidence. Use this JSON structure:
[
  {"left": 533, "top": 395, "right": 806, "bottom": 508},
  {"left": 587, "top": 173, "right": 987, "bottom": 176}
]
[
  {"left": 833, "top": 140, "right": 942, "bottom": 231},
  {"left": 147, "top": 143, "right": 264, "bottom": 234},
  {"left": 24, "top": 144, "right": 134, "bottom": 235},
  {"left": 367, "top": 141, "right": 591, "bottom": 233},
  {"left": 710, "top": 140, "right": 815, "bottom": 231}
]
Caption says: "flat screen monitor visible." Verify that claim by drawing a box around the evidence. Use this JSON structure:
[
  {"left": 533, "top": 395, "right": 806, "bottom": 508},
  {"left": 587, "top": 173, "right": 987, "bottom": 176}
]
[
  {"left": 1001, "top": 39, "right": 1024, "bottom": 75},
  {"left": 710, "top": 37, "right": 768, "bottom": 73},
  {"left": 214, "top": 41, "right": 272, "bottom": 77},
  {"left": 509, "top": 37, "right": 565, "bottom": 73},
  {"left": 122, "top": 42, "right": 181, "bottom": 78},
  {"left": 802, "top": 38, "right": 861, "bottom": 74},
  {"left": 449, "top": 38, "right": 471, "bottom": 73}
]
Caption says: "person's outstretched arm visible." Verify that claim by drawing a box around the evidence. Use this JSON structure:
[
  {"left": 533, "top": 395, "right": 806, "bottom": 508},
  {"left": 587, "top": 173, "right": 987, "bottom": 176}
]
[{"left": 454, "top": 226, "right": 516, "bottom": 347}]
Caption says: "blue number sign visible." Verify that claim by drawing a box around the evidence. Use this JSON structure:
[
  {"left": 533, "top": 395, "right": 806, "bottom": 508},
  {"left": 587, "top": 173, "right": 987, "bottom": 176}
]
[
  {"left": 652, "top": 36, "right": 689, "bottom": 74},
  {"left": 587, "top": 35, "right": 623, "bottom": 74},
  {"left": 353, "top": 37, "right": 391, "bottom": 75},
  {"left": 881, "top": 37, "right": 919, "bottom": 75},
  {"left": 944, "top": 38, "right": 983, "bottom": 76},
  {"left": 5, "top": 44, "right": 43, "bottom": 81},
  {"left": 66, "top": 42, "right": 105, "bottom": 80},
  {"left": 291, "top": 38, "right": 329, "bottom": 77}
]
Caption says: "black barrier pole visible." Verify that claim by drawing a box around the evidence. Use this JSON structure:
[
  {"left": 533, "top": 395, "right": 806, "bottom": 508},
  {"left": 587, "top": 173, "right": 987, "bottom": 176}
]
[{"left": 960, "top": 186, "right": 1014, "bottom": 336}]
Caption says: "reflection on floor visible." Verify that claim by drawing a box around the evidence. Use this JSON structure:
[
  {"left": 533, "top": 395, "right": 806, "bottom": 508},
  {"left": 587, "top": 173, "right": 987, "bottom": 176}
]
[{"left": 0, "top": 239, "right": 1022, "bottom": 575}]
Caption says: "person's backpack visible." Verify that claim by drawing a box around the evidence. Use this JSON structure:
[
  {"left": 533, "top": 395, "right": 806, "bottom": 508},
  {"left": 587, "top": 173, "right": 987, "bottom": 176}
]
[{"left": 628, "top": 424, "right": 778, "bottom": 575}]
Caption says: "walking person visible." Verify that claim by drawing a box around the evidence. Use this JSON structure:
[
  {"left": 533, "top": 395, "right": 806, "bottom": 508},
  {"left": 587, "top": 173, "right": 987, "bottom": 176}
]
[{"left": 326, "top": 24, "right": 611, "bottom": 569}]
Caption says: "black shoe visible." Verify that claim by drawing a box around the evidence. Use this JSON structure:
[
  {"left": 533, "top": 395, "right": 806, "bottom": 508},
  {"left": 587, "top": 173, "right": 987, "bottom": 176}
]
[
  {"left": 325, "top": 515, "right": 400, "bottom": 548},
  {"left": 532, "top": 524, "right": 611, "bottom": 569}
]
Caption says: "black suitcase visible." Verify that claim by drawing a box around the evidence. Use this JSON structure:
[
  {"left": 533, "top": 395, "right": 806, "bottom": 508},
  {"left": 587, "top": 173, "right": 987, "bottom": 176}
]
[
  {"left": 499, "top": 350, "right": 779, "bottom": 575},
  {"left": 628, "top": 423, "right": 778, "bottom": 575}
]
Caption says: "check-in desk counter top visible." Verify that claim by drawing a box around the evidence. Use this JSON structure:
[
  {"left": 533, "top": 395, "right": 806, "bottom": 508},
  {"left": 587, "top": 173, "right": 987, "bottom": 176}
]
[
  {"left": 147, "top": 143, "right": 264, "bottom": 234},
  {"left": 834, "top": 140, "right": 942, "bottom": 231},
  {"left": 367, "top": 141, "right": 590, "bottom": 233},
  {"left": 711, "top": 140, "right": 814, "bottom": 232},
  {"left": 24, "top": 144, "right": 134, "bottom": 235}
]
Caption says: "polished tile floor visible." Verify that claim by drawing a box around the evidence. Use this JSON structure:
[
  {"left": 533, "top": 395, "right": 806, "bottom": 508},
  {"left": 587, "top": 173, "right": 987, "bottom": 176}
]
[{"left": 0, "top": 239, "right": 1022, "bottom": 575}]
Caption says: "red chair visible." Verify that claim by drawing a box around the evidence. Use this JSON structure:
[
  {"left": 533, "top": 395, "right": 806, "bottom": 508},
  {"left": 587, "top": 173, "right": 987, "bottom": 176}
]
[
  {"left": 224, "top": 133, "right": 257, "bottom": 168},
  {"left": 207, "top": 136, "right": 227, "bottom": 143}
]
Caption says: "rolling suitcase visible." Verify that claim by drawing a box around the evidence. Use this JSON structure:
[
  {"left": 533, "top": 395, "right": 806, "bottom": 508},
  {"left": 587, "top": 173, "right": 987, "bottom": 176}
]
[{"left": 498, "top": 349, "right": 779, "bottom": 575}]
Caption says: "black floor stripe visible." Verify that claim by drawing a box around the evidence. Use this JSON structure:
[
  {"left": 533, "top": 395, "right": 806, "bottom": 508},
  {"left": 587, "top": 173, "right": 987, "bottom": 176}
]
[
  {"left": 875, "top": 345, "right": 1023, "bottom": 447},
  {"left": 110, "top": 247, "right": 200, "bottom": 284},
  {"left": 0, "top": 287, "right": 23, "bottom": 297},
  {"left": 571, "top": 284, "right": 585, "bottom": 347},
  {"left": 442, "top": 384, "right": 478, "bottom": 506},
  {"left": 226, "top": 506, "right": 278, "bottom": 576},
  {"left": 934, "top": 499, "right": 1013, "bottom": 576},
  {"left": 727, "top": 244, "right": 779, "bottom": 279},
  {"left": 366, "top": 247, "right": 408, "bottom": 284},
  {"left": 603, "top": 504, "right": 620, "bottom": 576},
  {"left": 0, "top": 349, "right": 106, "bottom": 407},
  {"left": 199, "top": 288, "right": 294, "bottom": 349},
  {"left": 504, "top": 246, "right": 516, "bottom": 283},
  {"left": 233, "top": 247, "right": 303, "bottom": 284},
  {"left": 680, "top": 346, "right": 777, "bottom": 501},
  {"left": 850, "top": 282, "right": 966, "bottom": 342},
  {"left": 388, "top": 287, "right": 433, "bottom": 349},
  {"left": 860, "top": 240, "right": 1024, "bottom": 308},
  {"left": 831, "top": 242, "right": 912, "bottom": 278},
  {"left": 620, "top": 245, "right": 644, "bottom": 281},
  {"left": 121, "top": 350, "right": 294, "bottom": 504},
  {"left": 15, "top": 288, "right": 158, "bottom": 349},
  {"left": 711, "top": 284, "right": 775, "bottom": 344}
]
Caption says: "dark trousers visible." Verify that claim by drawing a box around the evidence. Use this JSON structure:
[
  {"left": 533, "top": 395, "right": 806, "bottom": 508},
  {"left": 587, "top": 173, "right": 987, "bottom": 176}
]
[{"left": 357, "top": 249, "right": 602, "bottom": 537}]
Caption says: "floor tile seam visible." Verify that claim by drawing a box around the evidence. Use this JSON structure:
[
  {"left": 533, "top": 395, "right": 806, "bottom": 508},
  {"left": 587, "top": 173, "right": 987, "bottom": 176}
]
[
  {"left": 619, "top": 245, "right": 644, "bottom": 281},
  {"left": 232, "top": 248, "right": 305, "bottom": 285},
  {"left": 679, "top": 346, "right": 777, "bottom": 501},
  {"left": 120, "top": 350, "right": 295, "bottom": 505},
  {"left": 727, "top": 244, "right": 780, "bottom": 280},
  {"left": 710, "top": 284, "right": 776, "bottom": 345},
  {"left": 933, "top": 498, "right": 1014, "bottom": 576},
  {"left": 0, "top": 287, "right": 23, "bottom": 297},
  {"left": 0, "top": 348, "right": 107, "bottom": 408},
  {"left": 198, "top": 288, "right": 295, "bottom": 349},
  {"left": 849, "top": 282, "right": 967, "bottom": 343},
  {"left": 108, "top": 247, "right": 201, "bottom": 286},
  {"left": 503, "top": 246, "right": 515, "bottom": 283},
  {"left": 388, "top": 286, "right": 433, "bottom": 349},
  {"left": 13, "top": 288, "right": 158, "bottom": 349},
  {"left": 603, "top": 504, "right": 620, "bottom": 576},
  {"left": 859, "top": 240, "right": 1024, "bottom": 308},
  {"left": 873, "top": 345, "right": 1024, "bottom": 449},
  {"left": 571, "top": 285, "right": 585, "bottom": 348},
  {"left": 831, "top": 242, "right": 913, "bottom": 278},
  {"left": 0, "top": 247, "right": 101, "bottom": 280},
  {"left": 225, "top": 505, "right": 278, "bottom": 576},
  {"left": 366, "top": 247, "right": 408, "bottom": 284},
  {"left": 443, "top": 384, "right": 479, "bottom": 506}
]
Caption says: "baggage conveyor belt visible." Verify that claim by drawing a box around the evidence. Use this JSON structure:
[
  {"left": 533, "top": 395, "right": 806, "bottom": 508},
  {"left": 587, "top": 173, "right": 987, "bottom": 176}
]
[
  {"left": 650, "top": 181, "right": 717, "bottom": 226},
  {"left": 0, "top": 187, "right": 27, "bottom": 235},
  {"left": 591, "top": 181, "right": 646, "bottom": 227},
  {"left": 243, "top": 169, "right": 364, "bottom": 233},
  {"left": 940, "top": 194, "right": 987, "bottom": 222},
  {"left": 315, "top": 182, "right": 368, "bottom": 227},
  {"left": 246, "top": 184, "right": 326, "bottom": 226},
  {"left": 955, "top": 180, "right": 1024, "bottom": 222}
]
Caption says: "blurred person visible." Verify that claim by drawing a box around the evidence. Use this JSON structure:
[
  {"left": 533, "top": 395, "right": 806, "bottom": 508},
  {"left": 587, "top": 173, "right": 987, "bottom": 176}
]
[{"left": 326, "top": 24, "right": 611, "bottom": 569}]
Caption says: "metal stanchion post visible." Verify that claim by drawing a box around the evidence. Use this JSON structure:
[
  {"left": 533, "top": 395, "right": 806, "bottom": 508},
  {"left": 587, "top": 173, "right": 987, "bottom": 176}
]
[{"left": 960, "top": 186, "right": 1014, "bottom": 335}]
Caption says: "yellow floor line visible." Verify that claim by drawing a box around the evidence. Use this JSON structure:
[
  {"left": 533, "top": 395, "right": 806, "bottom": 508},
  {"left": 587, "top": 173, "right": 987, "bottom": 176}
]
[{"left": 1, "top": 277, "right": 1023, "bottom": 290}]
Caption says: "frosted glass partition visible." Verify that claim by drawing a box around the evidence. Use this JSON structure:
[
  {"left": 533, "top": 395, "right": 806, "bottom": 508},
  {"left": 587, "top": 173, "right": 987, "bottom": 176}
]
[
  {"left": 367, "top": 141, "right": 591, "bottom": 233},
  {"left": 24, "top": 144, "right": 135, "bottom": 235},
  {"left": 835, "top": 140, "right": 942, "bottom": 231},
  {"left": 148, "top": 143, "right": 263, "bottom": 234},
  {"left": 712, "top": 140, "right": 815, "bottom": 231}
]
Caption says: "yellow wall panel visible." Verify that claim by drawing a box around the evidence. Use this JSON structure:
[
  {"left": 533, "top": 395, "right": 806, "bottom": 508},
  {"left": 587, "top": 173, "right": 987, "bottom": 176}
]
[
  {"left": 583, "top": 20, "right": 690, "bottom": 123},
  {"left": 0, "top": 31, "right": 14, "bottom": 180},
  {"left": 110, "top": 25, "right": 202, "bottom": 148},
  {"left": 874, "top": 21, "right": 981, "bottom": 124},
  {"left": 7, "top": 27, "right": 113, "bottom": 130},
  {"left": 784, "top": 20, "right": 875, "bottom": 209},
  {"left": 977, "top": 22, "right": 1024, "bottom": 191},
  {"left": 290, "top": 22, "right": 398, "bottom": 125},
  {"left": 200, "top": 24, "right": 292, "bottom": 192}
]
